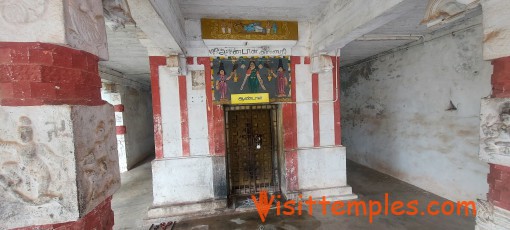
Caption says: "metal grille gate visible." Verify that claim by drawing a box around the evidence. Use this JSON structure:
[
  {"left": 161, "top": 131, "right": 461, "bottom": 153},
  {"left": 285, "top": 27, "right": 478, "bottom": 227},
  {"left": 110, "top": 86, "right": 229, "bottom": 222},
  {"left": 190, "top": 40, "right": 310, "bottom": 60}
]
[{"left": 225, "top": 104, "right": 280, "bottom": 198}]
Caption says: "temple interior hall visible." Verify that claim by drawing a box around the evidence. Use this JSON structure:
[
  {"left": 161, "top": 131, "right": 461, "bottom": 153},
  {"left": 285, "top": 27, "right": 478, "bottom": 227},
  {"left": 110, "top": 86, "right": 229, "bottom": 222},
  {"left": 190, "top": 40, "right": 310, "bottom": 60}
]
[{"left": 0, "top": 0, "right": 509, "bottom": 229}]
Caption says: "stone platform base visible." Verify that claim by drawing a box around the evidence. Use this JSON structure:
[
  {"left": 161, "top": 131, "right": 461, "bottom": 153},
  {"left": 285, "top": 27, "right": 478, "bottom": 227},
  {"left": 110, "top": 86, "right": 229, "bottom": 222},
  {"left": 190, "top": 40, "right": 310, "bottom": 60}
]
[
  {"left": 146, "top": 199, "right": 227, "bottom": 222},
  {"left": 13, "top": 197, "right": 114, "bottom": 230},
  {"left": 285, "top": 186, "right": 358, "bottom": 201},
  {"left": 293, "top": 146, "right": 358, "bottom": 201}
]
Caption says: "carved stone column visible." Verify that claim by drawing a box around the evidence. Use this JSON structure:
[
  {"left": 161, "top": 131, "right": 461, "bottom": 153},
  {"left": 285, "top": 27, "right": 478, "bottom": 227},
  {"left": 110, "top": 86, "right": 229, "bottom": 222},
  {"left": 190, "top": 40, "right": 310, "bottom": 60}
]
[
  {"left": 477, "top": 1, "right": 510, "bottom": 228},
  {"left": 477, "top": 60, "right": 510, "bottom": 230},
  {"left": 0, "top": 1, "right": 120, "bottom": 229}
]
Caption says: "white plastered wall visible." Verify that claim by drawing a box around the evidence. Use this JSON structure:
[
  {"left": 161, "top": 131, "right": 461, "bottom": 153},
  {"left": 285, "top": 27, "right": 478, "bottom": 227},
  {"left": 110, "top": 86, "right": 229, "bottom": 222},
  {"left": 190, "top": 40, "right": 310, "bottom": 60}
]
[{"left": 341, "top": 16, "right": 491, "bottom": 202}]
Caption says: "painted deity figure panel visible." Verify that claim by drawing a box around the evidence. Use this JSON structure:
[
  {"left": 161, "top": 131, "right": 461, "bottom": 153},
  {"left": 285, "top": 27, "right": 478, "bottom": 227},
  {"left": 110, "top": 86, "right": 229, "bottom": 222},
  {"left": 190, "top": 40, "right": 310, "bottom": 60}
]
[{"left": 211, "top": 56, "right": 291, "bottom": 104}]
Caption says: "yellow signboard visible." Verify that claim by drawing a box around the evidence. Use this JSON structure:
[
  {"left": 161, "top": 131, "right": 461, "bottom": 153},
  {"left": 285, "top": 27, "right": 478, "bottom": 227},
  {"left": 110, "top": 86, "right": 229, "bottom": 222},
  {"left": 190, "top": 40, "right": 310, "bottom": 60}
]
[{"left": 231, "top": 93, "right": 270, "bottom": 104}]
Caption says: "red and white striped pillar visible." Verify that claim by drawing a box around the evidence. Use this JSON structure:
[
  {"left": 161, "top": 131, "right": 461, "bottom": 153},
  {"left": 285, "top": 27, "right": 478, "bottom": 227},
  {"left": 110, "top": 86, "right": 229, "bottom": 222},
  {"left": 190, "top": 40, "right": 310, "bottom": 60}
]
[
  {"left": 101, "top": 83, "right": 128, "bottom": 172},
  {"left": 290, "top": 55, "right": 355, "bottom": 201},
  {"left": 149, "top": 56, "right": 167, "bottom": 159},
  {"left": 0, "top": 1, "right": 119, "bottom": 229},
  {"left": 148, "top": 56, "right": 229, "bottom": 219},
  {"left": 150, "top": 55, "right": 191, "bottom": 159},
  {"left": 477, "top": 1, "right": 510, "bottom": 228}
]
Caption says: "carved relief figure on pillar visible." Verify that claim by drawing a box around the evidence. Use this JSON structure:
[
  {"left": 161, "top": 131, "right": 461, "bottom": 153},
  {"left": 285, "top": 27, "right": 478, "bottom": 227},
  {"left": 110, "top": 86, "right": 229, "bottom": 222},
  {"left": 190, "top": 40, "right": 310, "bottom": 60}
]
[
  {"left": 0, "top": 0, "right": 48, "bottom": 24},
  {"left": 481, "top": 101, "right": 510, "bottom": 156},
  {"left": 80, "top": 120, "right": 118, "bottom": 206},
  {"left": 65, "top": 0, "right": 108, "bottom": 59},
  {"left": 0, "top": 116, "right": 67, "bottom": 205},
  {"left": 475, "top": 199, "right": 494, "bottom": 228}
]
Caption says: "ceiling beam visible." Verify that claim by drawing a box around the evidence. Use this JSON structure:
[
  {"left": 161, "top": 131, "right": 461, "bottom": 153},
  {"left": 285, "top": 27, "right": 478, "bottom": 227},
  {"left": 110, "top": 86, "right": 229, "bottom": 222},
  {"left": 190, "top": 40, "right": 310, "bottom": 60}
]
[
  {"left": 311, "top": 0, "right": 417, "bottom": 54},
  {"left": 126, "top": 0, "right": 185, "bottom": 55},
  {"left": 355, "top": 34, "right": 423, "bottom": 41},
  {"left": 99, "top": 65, "right": 151, "bottom": 91}
]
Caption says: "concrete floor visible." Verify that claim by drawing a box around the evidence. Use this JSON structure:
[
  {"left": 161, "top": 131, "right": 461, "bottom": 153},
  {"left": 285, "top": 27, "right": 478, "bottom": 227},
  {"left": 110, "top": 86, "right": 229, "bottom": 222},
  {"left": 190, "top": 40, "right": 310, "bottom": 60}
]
[
  {"left": 112, "top": 159, "right": 475, "bottom": 230},
  {"left": 112, "top": 157, "right": 154, "bottom": 229}
]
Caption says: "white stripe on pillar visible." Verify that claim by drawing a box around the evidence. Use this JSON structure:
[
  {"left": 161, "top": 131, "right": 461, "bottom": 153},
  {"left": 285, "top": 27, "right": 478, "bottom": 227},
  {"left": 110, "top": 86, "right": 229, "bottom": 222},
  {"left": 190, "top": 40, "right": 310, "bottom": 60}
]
[
  {"left": 319, "top": 70, "right": 335, "bottom": 146},
  {"left": 159, "top": 66, "right": 183, "bottom": 158},
  {"left": 186, "top": 65, "right": 210, "bottom": 156},
  {"left": 295, "top": 63, "right": 314, "bottom": 148}
]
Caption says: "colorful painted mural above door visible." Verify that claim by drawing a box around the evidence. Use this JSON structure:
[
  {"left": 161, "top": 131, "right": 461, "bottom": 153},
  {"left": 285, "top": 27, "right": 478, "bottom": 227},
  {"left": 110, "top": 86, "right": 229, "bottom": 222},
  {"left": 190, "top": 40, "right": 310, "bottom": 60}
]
[
  {"left": 201, "top": 19, "right": 298, "bottom": 40},
  {"left": 210, "top": 56, "right": 292, "bottom": 104}
]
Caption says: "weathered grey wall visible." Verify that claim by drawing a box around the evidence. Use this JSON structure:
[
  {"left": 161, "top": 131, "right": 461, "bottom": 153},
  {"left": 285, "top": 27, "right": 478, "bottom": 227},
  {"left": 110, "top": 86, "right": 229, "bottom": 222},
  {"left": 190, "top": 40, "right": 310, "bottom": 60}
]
[
  {"left": 119, "top": 85, "right": 155, "bottom": 169},
  {"left": 340, "top": 16, "right": 491, "bottom": 202}
]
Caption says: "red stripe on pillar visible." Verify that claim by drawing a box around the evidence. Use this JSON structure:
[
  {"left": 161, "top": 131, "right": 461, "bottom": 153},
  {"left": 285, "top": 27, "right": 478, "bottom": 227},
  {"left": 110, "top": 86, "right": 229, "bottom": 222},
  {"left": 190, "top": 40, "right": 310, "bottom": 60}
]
[
  {"left": 116, "top": 126, "right": 126, "bottom": 135},
  {"left": 312, "top": 73, "right": 320, "bottom": 147},
  {"left": 492, "top": 57, "right": 510, "bottom": 98},
  {"left": 186, "top": 57, "right": 194, "bottom": 65},
  {"left": 178, "top": 75, "right": 190, "bottom": 156},
  {"left": 283, "top": 105, "right": 298, "bottom": 191},
  {"left": 149, "top": 56, "right": 166, "bottom": 159},
  {"left": 332, "top": 56, "right": 342, "bottom": 145},
  {"left": 290, "top": 56, "right": 300, "bottom": 107},
  {"left": 213, "top": 105, "right": 226, "bottom": 156},
  {"left": 114, "top": 104, "right": 124, "bottom": 112},
  {"left": 283, "top": 56, "right": 300, "bottom": 192},
  {"left": 488, "top": 164, "right": 510, "bottom": 210},
  {"left": 304, "top": 56, "right": 311, "bottom": 65},
  {"left": 198, "top": 57, "right": 216, "bottom": 155}
]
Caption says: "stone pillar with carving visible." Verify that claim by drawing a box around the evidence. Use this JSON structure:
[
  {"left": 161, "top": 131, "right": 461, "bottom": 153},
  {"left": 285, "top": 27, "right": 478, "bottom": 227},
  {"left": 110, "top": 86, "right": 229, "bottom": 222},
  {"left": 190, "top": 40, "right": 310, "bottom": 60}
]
[
  {"left": 0, "top": 1, "right": 120, "bottom": 229},
  {"left": 477, "top": 0, "right": 510, "bottom": 229}
]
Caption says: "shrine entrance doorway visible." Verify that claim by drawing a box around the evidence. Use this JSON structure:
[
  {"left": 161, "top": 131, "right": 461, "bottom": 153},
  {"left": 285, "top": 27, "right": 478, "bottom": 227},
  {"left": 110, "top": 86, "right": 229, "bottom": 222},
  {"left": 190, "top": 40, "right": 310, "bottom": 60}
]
[{"left": 225, "top": 104, "right": 281, "bottom": 207}]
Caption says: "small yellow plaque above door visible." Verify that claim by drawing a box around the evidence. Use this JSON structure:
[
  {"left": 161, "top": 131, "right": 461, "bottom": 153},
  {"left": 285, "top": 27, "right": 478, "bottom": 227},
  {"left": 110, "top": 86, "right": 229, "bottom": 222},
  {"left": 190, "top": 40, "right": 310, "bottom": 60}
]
[
  {"left": 201, "top": 19, "right": 298, "bottom": 40},
  {"left": 231, "top": 93, "right": 270, "bottom": 104}
]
